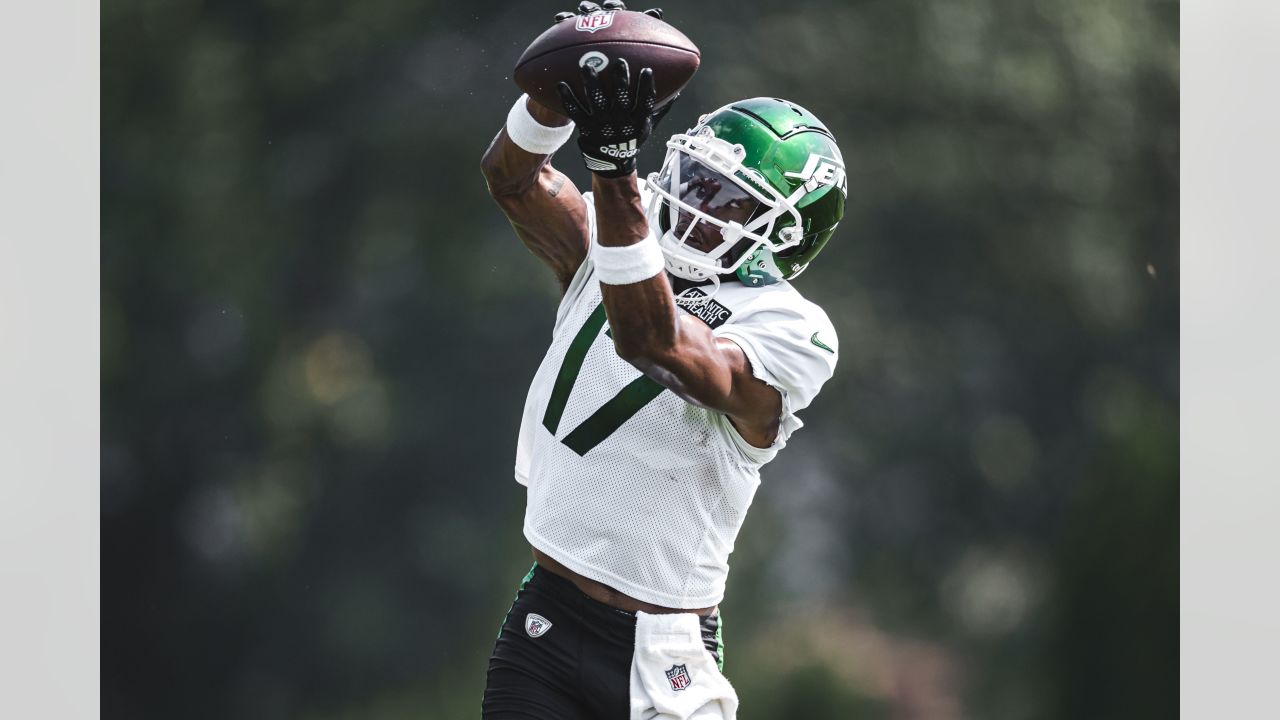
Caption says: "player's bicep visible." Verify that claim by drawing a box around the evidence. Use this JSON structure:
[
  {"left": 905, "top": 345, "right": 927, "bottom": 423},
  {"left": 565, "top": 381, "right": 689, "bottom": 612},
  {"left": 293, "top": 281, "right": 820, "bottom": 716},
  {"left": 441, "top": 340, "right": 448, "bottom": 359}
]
[
  {"left": 494, "top": 161, "right": 590, "bottom": 292},
  {"left": 635, "top": 317, "right": 782, "bottom": 443},
  {"left": 713, "top": 335, "right": 783, "bottom": 440},
  {"left": 481, "top": 124, "right": 590, "bottom": 292}
]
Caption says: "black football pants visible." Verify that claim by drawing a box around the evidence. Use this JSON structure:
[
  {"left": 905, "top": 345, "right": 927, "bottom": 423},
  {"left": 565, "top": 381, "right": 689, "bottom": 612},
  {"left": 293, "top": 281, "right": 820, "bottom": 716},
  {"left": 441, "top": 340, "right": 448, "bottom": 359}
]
[{"left": 482, "top": 563, "right": 722, "bottom": 719}]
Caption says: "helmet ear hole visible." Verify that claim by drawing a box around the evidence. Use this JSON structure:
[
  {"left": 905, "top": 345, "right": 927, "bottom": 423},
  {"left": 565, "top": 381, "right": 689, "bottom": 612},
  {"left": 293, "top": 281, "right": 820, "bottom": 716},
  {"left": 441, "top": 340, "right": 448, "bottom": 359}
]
[
  {"left": 733, "top": 245, "right": 784, "bottom": 287},
  {"left": 777, "top": 225, "right": 804, "bottom": 246}
]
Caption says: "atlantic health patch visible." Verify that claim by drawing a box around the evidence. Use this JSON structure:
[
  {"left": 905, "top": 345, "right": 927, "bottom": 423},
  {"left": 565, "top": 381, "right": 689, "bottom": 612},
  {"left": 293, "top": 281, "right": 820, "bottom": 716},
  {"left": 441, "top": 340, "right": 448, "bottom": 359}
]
[{"left": 676, "top": 288, "right": 733, "bottom": 329}]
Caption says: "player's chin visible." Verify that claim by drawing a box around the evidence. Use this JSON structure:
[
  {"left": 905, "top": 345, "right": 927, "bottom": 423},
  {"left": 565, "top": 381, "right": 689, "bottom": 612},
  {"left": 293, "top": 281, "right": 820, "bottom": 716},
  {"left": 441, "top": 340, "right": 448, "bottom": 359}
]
[{"left": 671, "top": 225, "right": 720, "bottom": 255}]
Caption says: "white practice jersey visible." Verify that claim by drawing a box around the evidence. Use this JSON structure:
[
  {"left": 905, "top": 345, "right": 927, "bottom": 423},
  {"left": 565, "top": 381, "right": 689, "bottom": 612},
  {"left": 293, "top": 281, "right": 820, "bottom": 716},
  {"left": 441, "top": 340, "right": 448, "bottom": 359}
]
[{"left": 514, "top": 188, "right": 838, "bottom": 608}]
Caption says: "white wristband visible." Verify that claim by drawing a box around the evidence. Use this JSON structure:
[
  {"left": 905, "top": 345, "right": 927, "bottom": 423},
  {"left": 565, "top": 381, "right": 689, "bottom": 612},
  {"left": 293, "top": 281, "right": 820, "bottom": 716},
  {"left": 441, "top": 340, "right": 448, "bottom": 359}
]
[
  {"left": 505, "top": 94, "right": 575, "bottom": 155},
  {"left": 593, "top": 235, "right": 666, "bottom": 285}
]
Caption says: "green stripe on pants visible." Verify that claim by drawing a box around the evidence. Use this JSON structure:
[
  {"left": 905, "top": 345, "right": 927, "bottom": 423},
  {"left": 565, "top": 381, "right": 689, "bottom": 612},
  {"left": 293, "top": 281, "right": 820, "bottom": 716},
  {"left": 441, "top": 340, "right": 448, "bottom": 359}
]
[
  {"left": 496, "top": 563, "right": 538, "bottom": 639},
  {"left": 715, "top": 612, "right": 725, "bottom": 672}
]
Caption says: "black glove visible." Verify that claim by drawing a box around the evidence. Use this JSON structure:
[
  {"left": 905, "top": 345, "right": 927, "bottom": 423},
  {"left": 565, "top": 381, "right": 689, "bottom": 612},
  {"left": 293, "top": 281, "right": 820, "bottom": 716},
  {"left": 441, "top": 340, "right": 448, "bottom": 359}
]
[
  {"left": 553, "top": 2, "right": 663, "bottom": 23},
  {"left": 556, "top": 59, "right": 675, "bottom": 178}
]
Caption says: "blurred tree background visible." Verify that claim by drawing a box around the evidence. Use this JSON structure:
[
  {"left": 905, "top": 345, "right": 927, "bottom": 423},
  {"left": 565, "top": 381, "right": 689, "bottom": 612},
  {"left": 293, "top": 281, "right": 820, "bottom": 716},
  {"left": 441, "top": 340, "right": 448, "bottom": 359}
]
[{"left": 102, "top": 0, "right": 1178, "bottom": 718}]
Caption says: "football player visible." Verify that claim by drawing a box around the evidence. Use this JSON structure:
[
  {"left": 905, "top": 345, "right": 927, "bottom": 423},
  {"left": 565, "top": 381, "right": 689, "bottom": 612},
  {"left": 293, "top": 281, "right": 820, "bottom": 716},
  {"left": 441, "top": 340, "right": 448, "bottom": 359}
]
[{"left": 479, "top": 4, "right": 845, "bottom": 718}]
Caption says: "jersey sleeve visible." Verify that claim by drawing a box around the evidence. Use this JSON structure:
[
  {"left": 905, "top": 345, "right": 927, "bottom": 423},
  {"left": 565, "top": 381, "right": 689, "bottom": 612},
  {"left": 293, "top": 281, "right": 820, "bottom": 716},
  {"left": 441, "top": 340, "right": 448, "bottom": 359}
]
[
  {"left": 713, "top": 290, "right": 839, "bottom": 449},
  {"left": 549, "top": 190, "right": 600, "bottom": 336}
]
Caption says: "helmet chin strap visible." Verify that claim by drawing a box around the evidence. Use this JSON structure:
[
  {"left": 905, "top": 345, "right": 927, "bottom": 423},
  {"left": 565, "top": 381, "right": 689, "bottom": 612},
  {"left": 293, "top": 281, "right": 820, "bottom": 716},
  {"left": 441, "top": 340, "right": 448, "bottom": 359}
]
[
  {"left": 661, "top": 230, "right": 726, "bottom": 308},
  {"left": 673, "top": 274, "right": 721, "bottom": 308}
]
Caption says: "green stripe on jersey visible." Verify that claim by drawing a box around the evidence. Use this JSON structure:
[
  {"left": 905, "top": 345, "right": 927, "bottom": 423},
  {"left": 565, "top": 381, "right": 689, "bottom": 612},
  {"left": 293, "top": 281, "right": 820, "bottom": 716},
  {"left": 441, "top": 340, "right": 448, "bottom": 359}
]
[
  {"left": 543, "top": 304, "right": 609, "bottom": 434},
  {"left": 561, "top": 374, "right": 665, "bottom": 456}
]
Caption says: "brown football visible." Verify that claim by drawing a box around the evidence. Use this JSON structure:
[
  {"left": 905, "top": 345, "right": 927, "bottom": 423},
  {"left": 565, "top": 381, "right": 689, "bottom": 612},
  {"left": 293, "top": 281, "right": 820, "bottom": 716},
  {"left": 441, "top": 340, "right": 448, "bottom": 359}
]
[{"left": 514, "top": 9, "right": 700, "bottom": 115}]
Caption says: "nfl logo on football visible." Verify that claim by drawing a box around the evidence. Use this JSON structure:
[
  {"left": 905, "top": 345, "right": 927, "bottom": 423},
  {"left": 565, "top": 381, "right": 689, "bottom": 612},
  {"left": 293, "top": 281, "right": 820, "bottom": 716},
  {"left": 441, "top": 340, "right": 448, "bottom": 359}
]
[
  {"left": 664, "top": 663, "right": 691, "bottom": 691},
  {"left": 575, "top": 11, "right": 615, "bottom": 33}
]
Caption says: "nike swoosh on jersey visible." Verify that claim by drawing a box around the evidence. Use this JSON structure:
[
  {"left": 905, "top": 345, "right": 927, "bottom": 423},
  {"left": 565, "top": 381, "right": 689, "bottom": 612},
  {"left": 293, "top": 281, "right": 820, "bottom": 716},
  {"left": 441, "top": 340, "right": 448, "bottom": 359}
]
[{"left": 810, "top": 331, "right": 835, "bottom": 353}]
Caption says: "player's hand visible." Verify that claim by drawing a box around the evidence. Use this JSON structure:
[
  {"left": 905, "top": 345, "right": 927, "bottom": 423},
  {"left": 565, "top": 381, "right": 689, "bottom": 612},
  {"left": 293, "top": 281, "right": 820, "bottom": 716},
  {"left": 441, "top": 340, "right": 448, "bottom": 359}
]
[
  {"left": 556, "top": 59, "right": 676, "bottom": 178},
  {"left": 552, "top": 2, "right": 664, "bottom": 24}
]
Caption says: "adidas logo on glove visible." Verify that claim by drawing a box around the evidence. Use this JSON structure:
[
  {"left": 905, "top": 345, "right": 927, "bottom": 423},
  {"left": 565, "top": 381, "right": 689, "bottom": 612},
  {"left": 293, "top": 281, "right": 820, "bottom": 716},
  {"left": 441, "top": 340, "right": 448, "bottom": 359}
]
[{"left": 598, "top": 139, "right": 639, "bottom": 158}]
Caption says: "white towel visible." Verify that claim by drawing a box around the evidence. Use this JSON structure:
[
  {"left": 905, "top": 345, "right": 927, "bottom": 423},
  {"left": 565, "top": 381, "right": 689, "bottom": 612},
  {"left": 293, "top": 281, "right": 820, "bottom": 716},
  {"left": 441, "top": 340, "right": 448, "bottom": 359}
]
[{"left": 629, "top": 610, "right": 739, "bottom": 720}]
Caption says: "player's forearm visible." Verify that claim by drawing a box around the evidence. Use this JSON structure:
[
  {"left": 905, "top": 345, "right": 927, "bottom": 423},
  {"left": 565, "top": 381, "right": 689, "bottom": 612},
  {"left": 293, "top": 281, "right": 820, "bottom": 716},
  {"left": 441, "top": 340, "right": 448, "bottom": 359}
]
[
  {"left": 592, "top": 177, "right": 778, "bottom": 431},
  {"left": 480, "top": 98, "right": 571, "bottom": 196},
  {"left": 593, "top": 173, "right": 681, "bottom": 360},
  {"left": 591, "top": 172, "right": 650, "bottom": 248},
  {"left": 479, "top": 96, "right": 590, "bottom": 290}
]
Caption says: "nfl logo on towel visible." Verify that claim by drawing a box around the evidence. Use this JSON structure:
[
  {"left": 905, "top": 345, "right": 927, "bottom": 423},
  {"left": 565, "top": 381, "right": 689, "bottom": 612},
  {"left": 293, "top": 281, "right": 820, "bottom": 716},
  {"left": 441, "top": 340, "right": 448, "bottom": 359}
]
[{"left": 665, "top": 664, "right": 691, "bottom": 691}]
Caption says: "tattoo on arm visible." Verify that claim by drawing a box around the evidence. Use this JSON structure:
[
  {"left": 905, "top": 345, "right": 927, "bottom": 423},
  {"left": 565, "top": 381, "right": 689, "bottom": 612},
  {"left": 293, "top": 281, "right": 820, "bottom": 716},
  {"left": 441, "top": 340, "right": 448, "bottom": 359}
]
[{"left": 480, "top": 98, "right": 590, "bottom": 293}]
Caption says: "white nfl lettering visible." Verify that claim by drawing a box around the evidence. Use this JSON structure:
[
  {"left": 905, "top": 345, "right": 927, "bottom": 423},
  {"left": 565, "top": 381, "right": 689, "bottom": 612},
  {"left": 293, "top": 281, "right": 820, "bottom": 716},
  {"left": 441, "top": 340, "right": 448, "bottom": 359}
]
[
  {"left": 575, "top": 11, "right": 616, "bottom": 33},
  {"left": 524, "top": 612, "right": 553, "bottom": 638}
]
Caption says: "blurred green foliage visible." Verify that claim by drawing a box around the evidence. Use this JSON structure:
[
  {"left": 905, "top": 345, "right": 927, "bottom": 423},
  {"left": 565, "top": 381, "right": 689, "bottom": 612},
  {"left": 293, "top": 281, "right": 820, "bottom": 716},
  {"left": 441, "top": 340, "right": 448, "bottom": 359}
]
[{"left": 103, "top": 0, "right": 1177, "bottom": 718}]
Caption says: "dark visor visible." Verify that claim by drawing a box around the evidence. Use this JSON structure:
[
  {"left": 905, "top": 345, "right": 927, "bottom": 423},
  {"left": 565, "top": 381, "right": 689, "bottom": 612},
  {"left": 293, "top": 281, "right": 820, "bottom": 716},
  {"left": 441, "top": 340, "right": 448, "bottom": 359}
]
[{"left": 669, "top": 154, "right": 761, "bottom": 227}]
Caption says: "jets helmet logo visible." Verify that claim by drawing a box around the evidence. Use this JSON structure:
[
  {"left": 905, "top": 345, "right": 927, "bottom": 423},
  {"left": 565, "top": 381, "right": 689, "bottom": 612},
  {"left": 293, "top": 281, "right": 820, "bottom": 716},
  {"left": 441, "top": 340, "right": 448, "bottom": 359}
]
[
  {"left": 784, "top": 153, "right": 848, "bottom": 196},
  {"left": 664, "top": 663, "right": 692, "bottom": 691},
  {"left": 524, "top": 613, "right": 553, "bottom": 638}
]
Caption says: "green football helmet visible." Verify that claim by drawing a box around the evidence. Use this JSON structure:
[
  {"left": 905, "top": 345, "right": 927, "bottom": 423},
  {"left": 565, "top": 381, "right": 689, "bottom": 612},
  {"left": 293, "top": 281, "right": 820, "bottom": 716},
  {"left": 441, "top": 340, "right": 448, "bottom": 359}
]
[{"left": 645, "top": 97, "right": 847, "bottom": 288}]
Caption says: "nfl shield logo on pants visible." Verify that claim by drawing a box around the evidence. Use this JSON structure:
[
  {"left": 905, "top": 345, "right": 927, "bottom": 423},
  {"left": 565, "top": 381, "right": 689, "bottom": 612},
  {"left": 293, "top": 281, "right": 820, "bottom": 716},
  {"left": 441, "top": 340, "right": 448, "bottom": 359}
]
[
  {"left": 524, "top": 613, "right": 552, "bottom": 638},
  {"left": 665, "top": 663, "right": 691, "bottom": 691}
]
